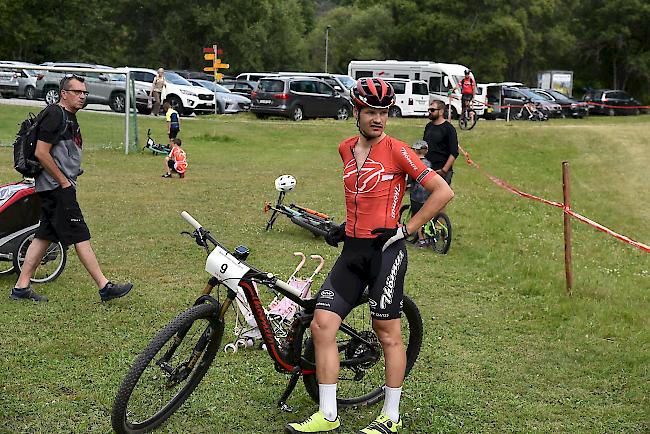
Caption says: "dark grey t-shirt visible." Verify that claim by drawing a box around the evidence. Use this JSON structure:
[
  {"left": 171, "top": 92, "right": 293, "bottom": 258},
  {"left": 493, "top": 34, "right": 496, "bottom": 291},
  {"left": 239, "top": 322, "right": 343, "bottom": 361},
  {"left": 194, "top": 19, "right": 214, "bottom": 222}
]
[{"left": 35, "top": 104, "right": 83, "bottom": 192}]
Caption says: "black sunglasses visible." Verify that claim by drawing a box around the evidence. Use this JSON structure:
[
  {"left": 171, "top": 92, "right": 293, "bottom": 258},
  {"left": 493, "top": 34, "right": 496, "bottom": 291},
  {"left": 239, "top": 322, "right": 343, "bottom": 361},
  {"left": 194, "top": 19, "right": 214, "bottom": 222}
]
[{"left": 63, "top": 89, "right": 89, "bottom": 96}]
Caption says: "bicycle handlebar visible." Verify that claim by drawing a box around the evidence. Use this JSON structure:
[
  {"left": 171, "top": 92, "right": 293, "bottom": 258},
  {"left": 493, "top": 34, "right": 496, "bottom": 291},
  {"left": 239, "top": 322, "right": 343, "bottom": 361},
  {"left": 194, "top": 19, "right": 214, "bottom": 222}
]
[{"left": 181, "top": 211, "right": 202, "bottom": 230}]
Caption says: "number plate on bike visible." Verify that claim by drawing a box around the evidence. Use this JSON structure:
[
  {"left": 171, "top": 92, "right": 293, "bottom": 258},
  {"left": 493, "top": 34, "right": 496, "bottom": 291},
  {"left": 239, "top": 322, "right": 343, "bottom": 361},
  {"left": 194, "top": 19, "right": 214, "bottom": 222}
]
[{"left": 205, "top": 246, "right": 250, "bottom": 288}]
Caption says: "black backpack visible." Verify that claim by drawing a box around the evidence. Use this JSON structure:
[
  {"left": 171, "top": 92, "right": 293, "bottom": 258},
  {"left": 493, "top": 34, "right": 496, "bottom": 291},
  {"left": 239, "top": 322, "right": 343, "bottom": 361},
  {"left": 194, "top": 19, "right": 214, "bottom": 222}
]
[{"left": 13, "top": 105, "right": 66, "bottom": 177}]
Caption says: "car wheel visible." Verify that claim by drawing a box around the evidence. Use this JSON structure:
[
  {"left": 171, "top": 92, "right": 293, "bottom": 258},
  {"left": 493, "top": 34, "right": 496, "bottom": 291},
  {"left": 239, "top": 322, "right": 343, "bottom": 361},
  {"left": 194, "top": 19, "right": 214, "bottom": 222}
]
[
  {"left": 607, "top": 107, "right": 616, "bottom": 116},
  {"left": 336, "top": 106, "right": 350, "bottom": 121},
  {"left": 109, "top": 92, "right": 126, "bottom": 112},
  {"left": 291, "top": 105, "right": 304, "bottom": 121},
  {"left": 255, "top": 113, "right": 268, "bottom": 119},
  {"left": 217, "top": 101, "right": 225, "bottom": 115},
  {"left": 24, "top": 86, "right": 36, "bottom": 100},
  {"left": 388, "top": 106, "right": 402, "bottom": 117},
  {"left": 45, "top": 88, "right": 60, "bottom": 105},
  {"left": 633, "top": 108, "right": 640, "bottom": 116},
  {"left": 137, "top": 106, "right": 152, "bottom": 115},
  {"left": 167, "top": 95, "right": 184, "bottom": 115}
]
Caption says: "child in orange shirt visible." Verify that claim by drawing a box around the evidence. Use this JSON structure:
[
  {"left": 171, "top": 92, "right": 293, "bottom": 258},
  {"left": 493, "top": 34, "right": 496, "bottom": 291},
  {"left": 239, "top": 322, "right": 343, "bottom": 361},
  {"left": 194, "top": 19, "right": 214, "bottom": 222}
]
[{"left": 162, "top": 138, "right": 187, "bottom": 178}]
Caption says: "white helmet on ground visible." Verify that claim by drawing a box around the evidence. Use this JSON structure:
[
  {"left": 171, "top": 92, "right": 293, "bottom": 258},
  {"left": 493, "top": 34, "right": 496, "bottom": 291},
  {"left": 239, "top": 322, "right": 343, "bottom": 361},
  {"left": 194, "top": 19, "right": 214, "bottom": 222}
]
[{"left": 274, "top": 175, "right": 296, "bottom": 192}]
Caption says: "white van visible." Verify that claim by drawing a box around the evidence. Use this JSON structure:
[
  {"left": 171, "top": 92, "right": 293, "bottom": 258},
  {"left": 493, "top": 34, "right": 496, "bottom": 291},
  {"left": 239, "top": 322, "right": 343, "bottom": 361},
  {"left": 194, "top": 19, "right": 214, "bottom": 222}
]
[
  {"left": 236, "top": 72, "right": 279, "bottom": 82},
  {"left": 381, "top": 78, "right": 429, "bottom": 117},
  {"left": 348, "top": 60, "right": 483, "bottom": 117}
]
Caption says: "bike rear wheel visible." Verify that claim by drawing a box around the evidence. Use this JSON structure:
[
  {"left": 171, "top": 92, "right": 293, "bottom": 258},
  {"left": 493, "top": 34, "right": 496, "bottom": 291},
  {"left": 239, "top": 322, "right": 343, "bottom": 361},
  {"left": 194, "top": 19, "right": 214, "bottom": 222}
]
[
  {"left": 302, "top": 294, "right": 423, "bottom": 407},
  {"left": 14, "top": 232, "right": 67, "bottom": 283},
  {"left": 425, "top": 212, "right": 452, "bottom": 254},
  {"left": 111, "top": 303, "right": 224, "bottom": 434}
]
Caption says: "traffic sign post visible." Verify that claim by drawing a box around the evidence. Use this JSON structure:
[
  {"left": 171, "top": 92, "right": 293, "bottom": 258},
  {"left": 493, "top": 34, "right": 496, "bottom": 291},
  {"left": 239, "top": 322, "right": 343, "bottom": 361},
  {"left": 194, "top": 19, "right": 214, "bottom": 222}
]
[{"left": 203, "top": 44, "right": 229, "bottom": 114}]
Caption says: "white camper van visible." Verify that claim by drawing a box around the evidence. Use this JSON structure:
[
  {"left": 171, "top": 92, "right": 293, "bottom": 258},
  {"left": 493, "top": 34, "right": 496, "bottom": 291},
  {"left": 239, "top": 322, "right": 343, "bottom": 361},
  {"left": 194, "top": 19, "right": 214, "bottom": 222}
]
[{"left": 348, "top": 60, "right": 483, "bottom": 117}]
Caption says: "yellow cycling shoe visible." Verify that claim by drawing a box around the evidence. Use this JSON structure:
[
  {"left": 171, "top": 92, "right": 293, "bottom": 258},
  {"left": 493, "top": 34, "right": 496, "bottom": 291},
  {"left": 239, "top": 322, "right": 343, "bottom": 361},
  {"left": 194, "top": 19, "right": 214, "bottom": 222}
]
[
  {"left": 285, "top": 410, "right": 340, "bottom": 433},
  {"left": 357, "top": 413, "right": 402, "bottom": 433}
]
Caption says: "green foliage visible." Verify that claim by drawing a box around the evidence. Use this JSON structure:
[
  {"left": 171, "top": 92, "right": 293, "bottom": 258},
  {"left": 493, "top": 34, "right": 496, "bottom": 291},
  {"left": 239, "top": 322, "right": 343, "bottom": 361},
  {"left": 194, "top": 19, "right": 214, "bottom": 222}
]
[{"left": 0, "top": 1, "right": 648, "bottom": 100}]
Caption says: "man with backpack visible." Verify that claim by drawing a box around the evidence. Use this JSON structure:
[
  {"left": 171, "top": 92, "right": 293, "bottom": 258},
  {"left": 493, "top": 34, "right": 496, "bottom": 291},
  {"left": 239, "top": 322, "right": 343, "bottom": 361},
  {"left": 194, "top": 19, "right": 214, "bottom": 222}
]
[{"left": 10, "top": 74, "right": 133, "bottom": 303}]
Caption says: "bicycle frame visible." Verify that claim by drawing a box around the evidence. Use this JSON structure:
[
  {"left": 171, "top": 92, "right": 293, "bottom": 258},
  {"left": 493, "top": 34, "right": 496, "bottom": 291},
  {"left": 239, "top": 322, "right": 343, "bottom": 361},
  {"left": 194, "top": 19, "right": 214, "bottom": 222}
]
[
  {"left": 264, "top": 190, "right": 338, "bottom": 236},
  {"left": 181, "top": 212, "right": 377, "bottom": 408}
]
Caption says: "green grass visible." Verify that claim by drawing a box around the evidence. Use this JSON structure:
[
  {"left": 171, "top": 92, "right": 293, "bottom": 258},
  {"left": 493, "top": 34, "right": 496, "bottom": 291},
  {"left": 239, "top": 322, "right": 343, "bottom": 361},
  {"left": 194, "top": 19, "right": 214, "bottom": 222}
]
[{"left": 0, "top": 104, "right": 648, "bottom": 433}]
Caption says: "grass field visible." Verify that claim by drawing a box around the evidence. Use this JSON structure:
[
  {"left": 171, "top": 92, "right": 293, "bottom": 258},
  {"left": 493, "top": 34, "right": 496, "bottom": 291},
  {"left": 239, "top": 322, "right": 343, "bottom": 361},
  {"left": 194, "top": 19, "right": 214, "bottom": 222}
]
[{"left": 0, "top": 104, "right": 648, "bottom": 433}]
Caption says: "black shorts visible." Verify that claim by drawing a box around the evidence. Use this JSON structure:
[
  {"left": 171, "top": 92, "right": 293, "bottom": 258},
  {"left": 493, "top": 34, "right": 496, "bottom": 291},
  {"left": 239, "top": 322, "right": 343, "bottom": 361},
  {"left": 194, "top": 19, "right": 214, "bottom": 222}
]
[
  {"left": 461, "top": 93, "right": 473, "bottom": 103},
  {"left": 315, "top": 237, "right": 407, "bottom": 320},
  {"left": 35, "top": 187, "right": 91, "bottom": 247},
  {"left": 167, "top": 159, "right": 176, "bottom": 170},
  {"left": 168, "top": 128, "right": 179, "bottom": 139}
]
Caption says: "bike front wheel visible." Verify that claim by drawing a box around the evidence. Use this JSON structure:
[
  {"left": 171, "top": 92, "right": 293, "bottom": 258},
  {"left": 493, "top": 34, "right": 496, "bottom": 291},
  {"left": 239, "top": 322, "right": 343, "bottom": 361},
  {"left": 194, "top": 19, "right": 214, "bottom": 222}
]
[
  {"left": 111, "top": 303, "right": 224, "bottom": 434},
  {"left": 425, "top": 212, "right": 452, "bottom": 254},
  {"left": 459, "top": 110, "right": 477, "bottom": 130},
  {"left": 302, "top": 294, "right": 423, "bottom": 407}
]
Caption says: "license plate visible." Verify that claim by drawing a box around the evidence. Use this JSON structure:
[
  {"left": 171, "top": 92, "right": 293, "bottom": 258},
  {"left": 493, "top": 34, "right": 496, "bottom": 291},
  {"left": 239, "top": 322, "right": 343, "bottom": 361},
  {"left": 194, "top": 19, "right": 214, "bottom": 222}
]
[{"left": 259, "top": 99, "right": 272, "bottom": 104}]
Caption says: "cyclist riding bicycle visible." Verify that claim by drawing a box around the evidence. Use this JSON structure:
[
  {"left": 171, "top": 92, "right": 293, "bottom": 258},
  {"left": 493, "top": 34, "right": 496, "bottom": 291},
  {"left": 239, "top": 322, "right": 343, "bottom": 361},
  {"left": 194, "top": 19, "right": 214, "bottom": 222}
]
[
  {"left": 452, "top": 69, "right": 476, "bottom": 119},
  {"left": 285, "top": 78, "right": 454, "bottom": 434}
]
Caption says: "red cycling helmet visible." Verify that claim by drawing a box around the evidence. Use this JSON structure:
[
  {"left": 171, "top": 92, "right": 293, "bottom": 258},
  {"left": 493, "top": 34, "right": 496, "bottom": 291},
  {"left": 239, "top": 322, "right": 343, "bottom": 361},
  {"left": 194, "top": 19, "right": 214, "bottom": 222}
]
[{"left": 350, "top": 78, "right": 395, "bottom": 109}]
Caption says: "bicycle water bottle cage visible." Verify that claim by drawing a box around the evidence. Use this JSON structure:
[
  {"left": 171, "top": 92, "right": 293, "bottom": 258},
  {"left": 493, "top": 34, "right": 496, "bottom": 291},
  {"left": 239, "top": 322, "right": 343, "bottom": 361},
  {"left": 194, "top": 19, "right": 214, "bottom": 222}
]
[{"left": 233, "top": 245, "right": 250, "bottom": 261}]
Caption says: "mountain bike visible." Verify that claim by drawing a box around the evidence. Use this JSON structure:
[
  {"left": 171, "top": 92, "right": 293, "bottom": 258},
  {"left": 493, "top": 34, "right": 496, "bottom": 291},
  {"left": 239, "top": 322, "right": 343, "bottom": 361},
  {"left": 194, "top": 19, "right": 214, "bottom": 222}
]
[
  {"left": 458, "top": 101, "right": 477, "bottom": 130},
  {"left": 399, "top": 204, "right": 452, "bottom": 254},
  {"left": 512, "top": 99, "right": 548, "bottom": 121},
  {"left": 264, "top": 189, "right": 340, "bottom": 237},
  {"left": 111, "top": 212, "right": 423, "bottom": 434}
]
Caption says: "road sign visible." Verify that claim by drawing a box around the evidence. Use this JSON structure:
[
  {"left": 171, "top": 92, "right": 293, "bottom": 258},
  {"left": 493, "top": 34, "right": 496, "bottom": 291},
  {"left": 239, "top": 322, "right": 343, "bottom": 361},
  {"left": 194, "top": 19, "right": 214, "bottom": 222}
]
[
  {"left": 203, "top": 67, "right": 215, "bottom": 72},
  {"left": 203, "top": 47, "right": 223, "bottom": 54},
  {"left": 204, "top": 53, "right": 215, "bottom": 61},
  {"left": 216, "top": 73, "right": 223, "bottom": 81}
]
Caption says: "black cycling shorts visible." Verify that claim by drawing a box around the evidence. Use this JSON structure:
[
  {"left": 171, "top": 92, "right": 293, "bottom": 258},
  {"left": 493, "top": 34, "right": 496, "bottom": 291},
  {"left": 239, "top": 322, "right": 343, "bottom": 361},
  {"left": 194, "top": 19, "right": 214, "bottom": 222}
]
[
  {"left": 35, "top": 186, "right": 91, "bottom": 247},
  {"left": 461, "top": 93, "right": 473, "bottom": 103},
  {"left": 168, "top": 128, "right": 179, "bottom": 139},
  {"left": 315, "top": 237, "right": 407, "bottom": 320}
]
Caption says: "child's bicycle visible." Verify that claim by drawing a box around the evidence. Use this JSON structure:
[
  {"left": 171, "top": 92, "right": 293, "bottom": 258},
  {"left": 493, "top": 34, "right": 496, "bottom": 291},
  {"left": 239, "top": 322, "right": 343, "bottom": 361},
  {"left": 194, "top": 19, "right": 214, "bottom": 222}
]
[
  {"left": 264, "top": 175, "right": 340, "bottom": 237},
  {"left": 111, "top": 211, "right": 423, "bottom": 433},
  {"left": 143, "top": 129, "right": 171, "bottom": 155},
  {"left": 399, "top": 204, "right": 452, "bottom": 254},
  {"left": 512, "top": 99, "right": 548, "bottom": 121}
]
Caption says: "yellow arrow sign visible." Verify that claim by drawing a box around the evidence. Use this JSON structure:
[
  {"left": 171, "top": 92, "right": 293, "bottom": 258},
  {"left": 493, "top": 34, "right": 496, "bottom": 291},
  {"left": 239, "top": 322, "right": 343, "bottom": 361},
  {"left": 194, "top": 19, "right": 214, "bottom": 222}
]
[
  {"left": 215, "top": 63, "right": 229, "bottom": 69},
  {"left": 203, "top": 67, "right": 215, "bottom": 72},
  {"left": 204, "top": 53, "right": 216, "bottom": 61}
]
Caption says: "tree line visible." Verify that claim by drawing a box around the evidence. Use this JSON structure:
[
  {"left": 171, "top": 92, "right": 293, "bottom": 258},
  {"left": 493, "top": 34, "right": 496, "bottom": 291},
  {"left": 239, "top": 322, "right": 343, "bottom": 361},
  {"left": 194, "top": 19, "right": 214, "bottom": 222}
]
[{"left": 1, "top": 0, "right": 648, "bottom": 100}]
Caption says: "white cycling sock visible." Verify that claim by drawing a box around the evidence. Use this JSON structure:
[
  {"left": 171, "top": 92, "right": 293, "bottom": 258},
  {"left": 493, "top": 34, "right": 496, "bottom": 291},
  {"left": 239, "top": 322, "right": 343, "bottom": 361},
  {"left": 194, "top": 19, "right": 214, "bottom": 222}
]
[
  {"left": 319, "top": 383, "right": 337, "bottom": 421},
  {"left": 382, "top": 386, "right": 402, "bottom": 423}
]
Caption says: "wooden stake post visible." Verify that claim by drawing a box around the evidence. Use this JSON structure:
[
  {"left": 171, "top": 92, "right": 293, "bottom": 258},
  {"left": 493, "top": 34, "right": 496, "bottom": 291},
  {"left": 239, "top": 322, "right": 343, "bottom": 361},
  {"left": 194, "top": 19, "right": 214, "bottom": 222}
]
[{"left": 562, "top": 161, "right": 573, "bottom": 295}]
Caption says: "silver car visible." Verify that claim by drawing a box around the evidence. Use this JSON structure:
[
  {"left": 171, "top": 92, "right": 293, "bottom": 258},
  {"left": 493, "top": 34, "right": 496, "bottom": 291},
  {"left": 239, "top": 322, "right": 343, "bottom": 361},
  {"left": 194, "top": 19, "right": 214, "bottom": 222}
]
[
  {"left": 0, "top": 61, "right": 39, "bottom": 99},
  {"left": 188, "top": 79, "right": 251, "bottom": 114},
  {"left": 35, "top": 62, "right": 130, "bottom": 112}
]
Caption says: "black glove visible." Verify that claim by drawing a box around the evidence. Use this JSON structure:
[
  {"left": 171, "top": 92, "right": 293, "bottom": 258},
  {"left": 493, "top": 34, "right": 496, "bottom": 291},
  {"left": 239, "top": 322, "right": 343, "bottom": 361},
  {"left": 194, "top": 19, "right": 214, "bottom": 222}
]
[
  {"left": 324, "top": 223, "right": 346, "bottom": 247},
  {"left": 371, "top": 226, "right": 409, "bottom": 252}
]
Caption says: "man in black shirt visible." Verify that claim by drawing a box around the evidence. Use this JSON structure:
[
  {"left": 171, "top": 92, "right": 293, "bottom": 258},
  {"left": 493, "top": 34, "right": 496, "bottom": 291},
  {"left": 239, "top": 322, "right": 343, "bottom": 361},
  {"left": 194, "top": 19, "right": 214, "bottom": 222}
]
[
  {"left": 11, "top": 74, "right": 133, "bottom": 303},
  {"left": 423, "top": 99, "right": 458, "bottom": 185}
]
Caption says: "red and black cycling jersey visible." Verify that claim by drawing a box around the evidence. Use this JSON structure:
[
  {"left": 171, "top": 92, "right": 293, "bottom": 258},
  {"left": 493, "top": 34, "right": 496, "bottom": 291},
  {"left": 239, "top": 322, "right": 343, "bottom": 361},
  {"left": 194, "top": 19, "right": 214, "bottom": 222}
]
[
  {"left": 459, "top": 77, "right": 475, "bottom": 95},
  {"left": 339, "top": 135, "right": 436, "bottom": 238}
]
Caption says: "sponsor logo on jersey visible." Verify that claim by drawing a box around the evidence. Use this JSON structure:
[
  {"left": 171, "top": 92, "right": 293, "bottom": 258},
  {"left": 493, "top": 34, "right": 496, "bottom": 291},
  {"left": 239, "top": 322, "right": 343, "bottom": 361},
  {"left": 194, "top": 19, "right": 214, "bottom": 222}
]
[
  {"left": 316, "top": 302, "right": 331, "bottom": 308},
  {"left": 400, "top": 148, "right": 419, "bottom": 171},
  {"left": 390, "top": 183, "right": 401, "bottom": 219},
  {"left": 368, "top": 299, "right": 377, "bottom": 308},
  {"left": 380, "top": 250, "right": 404, "bottom": 309},
  {"left": 319, "top": 289, "right": 334, "bottom": 300},
  {"left": 343, "top": 158, "right": 385, "bottom": 193}
]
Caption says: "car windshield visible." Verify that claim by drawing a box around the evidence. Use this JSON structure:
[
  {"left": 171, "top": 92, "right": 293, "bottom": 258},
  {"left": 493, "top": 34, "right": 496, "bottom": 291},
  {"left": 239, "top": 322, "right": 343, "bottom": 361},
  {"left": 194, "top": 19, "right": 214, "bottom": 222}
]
[
  {"left": 335, "top": 75, "right": 356, "bottom": 89},
  {"left": 518, "top": 88, "right": 545, "bottom": 101},
  {"left": 534, "top": 91, "right": 553, "bottom": 101},
  {"left": 195, "top": 80, "right": 230, "bottom": 93},
  {"left": 165, "top": 72, "right": 192, "bottom": 86},
  {"left": 546, "top": 89, "right": 570, "bottom": 100}
]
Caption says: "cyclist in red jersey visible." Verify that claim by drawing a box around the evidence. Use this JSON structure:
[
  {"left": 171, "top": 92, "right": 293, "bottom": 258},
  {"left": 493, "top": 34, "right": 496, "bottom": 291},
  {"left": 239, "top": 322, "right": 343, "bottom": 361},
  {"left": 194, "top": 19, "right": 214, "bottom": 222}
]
[
  {"left": 452, "top": 69, "right": 477, "bottom": 121},
  {"left": 286, "top": 78, "right": 454, "bottom": 434}
]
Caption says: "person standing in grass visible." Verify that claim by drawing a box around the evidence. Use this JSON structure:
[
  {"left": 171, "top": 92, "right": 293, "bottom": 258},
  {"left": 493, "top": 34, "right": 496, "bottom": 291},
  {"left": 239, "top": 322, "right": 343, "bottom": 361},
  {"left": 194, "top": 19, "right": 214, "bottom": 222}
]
[
  {"left": 149, "top": 68, "right": 166, "bottom": 116},
  {"left": 10, "top": 74, "right": 133, "bottom": 303},
  {"left": 286, "top": 78, "right": 454, "bottom": 434},
  {"left": 423, "top": 99, "right": 458, "bottom": 187},
  {"left": 163, "top": 101, "right": 181, "bottom": 141}
]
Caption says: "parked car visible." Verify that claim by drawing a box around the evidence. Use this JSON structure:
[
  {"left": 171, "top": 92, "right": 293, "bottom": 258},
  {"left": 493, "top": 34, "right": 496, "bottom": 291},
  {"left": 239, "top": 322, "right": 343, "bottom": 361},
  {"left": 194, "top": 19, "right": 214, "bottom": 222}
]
[
  {"left": 381, "top": 78, "right": 429, "bottom": 117},
  {"left": 220, "top": 79, "right": 256, "bottom": 98},
  {"left": 128, "top": 68, "right": 215, "bottom": 115},
  {"left": 278, "top": 72, "right": 355, "bottom": 102},
  {"left": 34, "top": 62, "right": 130, "bottom": 111},
  {"left": 236, "top": 72, "right": 279, "bottom": 82},
  {"left": 502, "top": 86, "right": 563, "bottom": 118},
  {"left": 0, "top": 68, "right": 19, "bottom": 97},
  {"left": 0, "top": 61, "right": 40, "bottom": 99},
  {"left": 582, "top": 89, "right": 642, "bottom": 116},
  {"left": 250, "top": 76, "right": 351, "bottom": 121},
  {"left": 172, "top": 70, "right": 219, "bottom": 81},
  {"left": 531, "top": 88, "right": 588, "bottom": 118},
  {"left": 187, "top": 79, "right": 251, "bottom": 114}
]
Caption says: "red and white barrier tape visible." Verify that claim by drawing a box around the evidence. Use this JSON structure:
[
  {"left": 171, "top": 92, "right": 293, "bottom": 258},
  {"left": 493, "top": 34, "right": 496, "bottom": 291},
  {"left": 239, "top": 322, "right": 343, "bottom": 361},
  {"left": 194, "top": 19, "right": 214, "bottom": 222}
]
[{"left": 458, "top": 145, "right": 650, "bottom": 253}]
